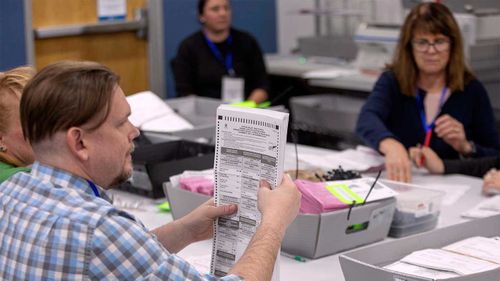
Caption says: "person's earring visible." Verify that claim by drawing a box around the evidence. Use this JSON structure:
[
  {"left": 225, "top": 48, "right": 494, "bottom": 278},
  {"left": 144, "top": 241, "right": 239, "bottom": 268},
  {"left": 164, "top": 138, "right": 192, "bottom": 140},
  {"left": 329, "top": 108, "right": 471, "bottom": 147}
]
[{"left": 0, "top": 145, "right": 7, "bottom": 152}]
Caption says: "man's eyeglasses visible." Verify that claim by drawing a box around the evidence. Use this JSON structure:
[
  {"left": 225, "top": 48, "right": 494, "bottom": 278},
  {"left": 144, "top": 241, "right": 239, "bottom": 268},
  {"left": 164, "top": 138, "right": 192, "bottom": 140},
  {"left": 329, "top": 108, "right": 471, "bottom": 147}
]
[{"left": 412, "top": 39, "right": 450, "bottom": 53}]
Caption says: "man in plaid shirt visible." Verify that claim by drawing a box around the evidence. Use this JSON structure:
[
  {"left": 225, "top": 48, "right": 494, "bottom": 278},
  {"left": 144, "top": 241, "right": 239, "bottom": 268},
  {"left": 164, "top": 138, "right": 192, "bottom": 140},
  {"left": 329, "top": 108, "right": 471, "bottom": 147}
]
[{"left": 0, "top": 61, "right": 300, "bottom": 280}]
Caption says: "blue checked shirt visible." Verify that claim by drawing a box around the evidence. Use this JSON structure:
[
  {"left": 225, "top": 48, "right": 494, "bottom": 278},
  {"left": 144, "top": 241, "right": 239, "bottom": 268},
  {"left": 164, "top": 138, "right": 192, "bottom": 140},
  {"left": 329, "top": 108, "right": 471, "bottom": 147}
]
[{"left": 0, "top": 162, "right": 242, "bottom": 280}]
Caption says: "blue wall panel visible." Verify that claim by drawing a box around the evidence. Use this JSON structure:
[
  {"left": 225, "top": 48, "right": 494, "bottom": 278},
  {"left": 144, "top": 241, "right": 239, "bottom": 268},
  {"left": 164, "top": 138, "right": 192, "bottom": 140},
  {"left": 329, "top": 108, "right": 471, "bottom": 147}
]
[
  {"left": 0, "top": 0, "right": 27, "bottom": 71},
  {"left": 163, "top": 0, "right": 277, "bottom": 98}
]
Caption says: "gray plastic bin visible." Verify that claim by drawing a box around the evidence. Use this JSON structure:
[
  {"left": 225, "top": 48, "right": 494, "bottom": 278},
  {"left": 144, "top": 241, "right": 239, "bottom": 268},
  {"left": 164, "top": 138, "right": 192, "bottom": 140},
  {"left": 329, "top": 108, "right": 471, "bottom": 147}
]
[
  {"left": 340, "top": 214, "right": 500, "bottom": 281},
  {"left": 290, "top": 94, "right": 365, "bottom": 137},
  {"left": 164, "top": 183, "right": 396, "bottom": 259}
]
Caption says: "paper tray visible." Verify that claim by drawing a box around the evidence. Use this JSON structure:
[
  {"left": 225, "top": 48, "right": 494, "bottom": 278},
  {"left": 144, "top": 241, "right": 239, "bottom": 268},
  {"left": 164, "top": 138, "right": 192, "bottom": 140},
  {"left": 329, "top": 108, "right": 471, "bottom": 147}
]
[
  {"left": 164, "top": 183, "right": 396, "bottom": 259},
  {"left": 290, "top": 94, "right": 365, "bottom": 136},
  {"left": 117, "top": 140, "right": 214, "bottom": 198},
  {"left": 339, "top": 214, "right": 500, "bottom": 281}
]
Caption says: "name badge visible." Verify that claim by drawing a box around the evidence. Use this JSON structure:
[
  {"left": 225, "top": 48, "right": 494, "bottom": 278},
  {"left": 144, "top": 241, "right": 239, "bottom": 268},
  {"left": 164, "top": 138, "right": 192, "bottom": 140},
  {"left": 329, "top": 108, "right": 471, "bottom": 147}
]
[{"left": 222, "top": 76, "right": 244, "bottom": 103}]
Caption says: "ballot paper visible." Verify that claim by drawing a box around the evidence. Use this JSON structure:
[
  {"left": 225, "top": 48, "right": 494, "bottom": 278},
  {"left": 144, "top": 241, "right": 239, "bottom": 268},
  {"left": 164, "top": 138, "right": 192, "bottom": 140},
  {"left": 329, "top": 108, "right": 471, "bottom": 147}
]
[
  {"left": 211, "top": 105, "right": 289, "bottom": 280},
  {"left": 298, "top": 145, "right": 384, "bottom": 172},
  {"left": 385, "top": 261, "right": 460, "bottom": 279},
  {"left": 399, "top": 249, "right": 499, "bottom": 276},
  {"left": 126, "top": 91, "right": 193, "bottom": 132},
  {"left": 462, "top": 195, "right": 500, "bottom": 219},
  {"left": 443, "top": 236, "right": 500, "bottom": 265},
  {"left": 296, "top": 177, "right": 397, "bottom": 214},
  {"left": 302, "top": 67, "right": 359, "bottom": 79}
]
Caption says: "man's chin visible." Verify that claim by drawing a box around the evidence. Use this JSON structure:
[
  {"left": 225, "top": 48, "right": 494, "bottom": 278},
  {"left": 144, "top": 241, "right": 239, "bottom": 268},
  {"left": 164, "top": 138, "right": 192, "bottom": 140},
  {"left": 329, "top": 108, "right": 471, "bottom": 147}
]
[{"left": 110, "top": 170, "right": 133, "bottom": 187}]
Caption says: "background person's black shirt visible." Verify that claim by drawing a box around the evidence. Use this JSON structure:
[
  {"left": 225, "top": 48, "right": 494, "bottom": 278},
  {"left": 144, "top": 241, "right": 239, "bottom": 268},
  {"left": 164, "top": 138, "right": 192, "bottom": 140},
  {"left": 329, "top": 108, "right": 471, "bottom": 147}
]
[{"left": 171, "top": 28, "right": 269, "bottom": 100}]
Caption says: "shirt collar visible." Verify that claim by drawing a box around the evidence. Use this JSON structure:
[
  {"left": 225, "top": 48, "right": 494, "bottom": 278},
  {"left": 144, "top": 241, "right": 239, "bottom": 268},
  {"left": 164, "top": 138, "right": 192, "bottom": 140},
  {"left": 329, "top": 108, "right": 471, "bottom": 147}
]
[{"left": 30, "top": 161, "right": 111, "bottom": 203}]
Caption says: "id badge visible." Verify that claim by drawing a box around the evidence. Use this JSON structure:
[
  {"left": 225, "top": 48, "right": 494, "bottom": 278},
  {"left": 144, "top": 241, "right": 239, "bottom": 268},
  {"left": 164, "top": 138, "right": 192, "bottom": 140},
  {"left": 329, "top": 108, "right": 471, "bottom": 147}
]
[{"left": 222, "top": 76, "right": 244, "bottom": 103}]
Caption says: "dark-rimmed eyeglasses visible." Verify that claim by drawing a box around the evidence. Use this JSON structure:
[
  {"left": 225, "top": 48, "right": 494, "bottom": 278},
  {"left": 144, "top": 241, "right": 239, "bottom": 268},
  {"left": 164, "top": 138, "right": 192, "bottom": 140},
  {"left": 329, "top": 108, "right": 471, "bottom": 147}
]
[{"left": 412, "top": 39, "right": 450, "bottom": 53}]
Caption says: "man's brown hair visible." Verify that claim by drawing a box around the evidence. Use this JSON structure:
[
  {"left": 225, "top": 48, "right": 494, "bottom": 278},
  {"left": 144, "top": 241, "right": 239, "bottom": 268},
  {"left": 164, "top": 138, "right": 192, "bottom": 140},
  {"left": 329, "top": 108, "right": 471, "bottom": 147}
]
[
  {"left": 20, "top": 61, "right": 120, "bottom": 144},
  {"left": 388, "top": 2, "right": 474, "bottom": 97}
]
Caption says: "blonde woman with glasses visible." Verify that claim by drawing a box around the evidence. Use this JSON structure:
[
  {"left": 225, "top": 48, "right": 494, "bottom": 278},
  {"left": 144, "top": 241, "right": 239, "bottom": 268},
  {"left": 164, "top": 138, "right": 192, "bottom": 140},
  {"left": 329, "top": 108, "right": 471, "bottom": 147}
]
[{"left": 356, "top": 3, "right": 500, "bottom": 183}]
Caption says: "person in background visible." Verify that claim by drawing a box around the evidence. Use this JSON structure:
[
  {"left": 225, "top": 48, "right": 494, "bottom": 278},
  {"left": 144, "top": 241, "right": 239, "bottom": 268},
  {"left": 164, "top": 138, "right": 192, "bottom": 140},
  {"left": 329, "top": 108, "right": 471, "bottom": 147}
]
[
  {"left": 356, "top": 2, "right": 500, "bottom": 183},
  {"left": 171, "top": 0, "right": 269, "bottom": 103},
  {"left": 410, "top": 146, "right": 500, "bottom": 195},
  {"left": 0, "top": 66, "right": 35, "bottom": 183},
  {"left": 0, "top": 61, "right": 300, "bottom": 280}
]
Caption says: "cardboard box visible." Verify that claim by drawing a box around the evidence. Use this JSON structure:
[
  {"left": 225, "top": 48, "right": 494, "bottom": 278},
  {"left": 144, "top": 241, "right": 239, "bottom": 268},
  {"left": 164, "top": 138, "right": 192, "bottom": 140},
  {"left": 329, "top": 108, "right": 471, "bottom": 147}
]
[
  {"left": 164, "top": 183, "right": 396, "bottom": 259},
  {"left": 339, "top": 214, "right": 500, "bottom": 281}
]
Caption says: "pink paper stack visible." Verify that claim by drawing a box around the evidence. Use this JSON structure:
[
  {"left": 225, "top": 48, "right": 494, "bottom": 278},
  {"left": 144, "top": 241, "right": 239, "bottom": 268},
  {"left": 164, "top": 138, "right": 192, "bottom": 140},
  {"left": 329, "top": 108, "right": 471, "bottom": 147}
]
[
  {"left": 295, "top": 180, "right": 348, "bottom": 214},
  {"left": 179, "top": 177, "right": 214, "bottom": 196}
]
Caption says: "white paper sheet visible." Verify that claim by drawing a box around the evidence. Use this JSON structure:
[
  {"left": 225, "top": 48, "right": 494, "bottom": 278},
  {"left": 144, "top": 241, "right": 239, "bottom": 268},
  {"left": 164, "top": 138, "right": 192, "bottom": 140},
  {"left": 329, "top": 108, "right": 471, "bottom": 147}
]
[
  {"left": 400, "top": 249, "right": 499, "bottom": 276},
  {"left": 302, "top": 67, "right": 359, "bottom": 79},
  {"left": 444, "top": 236, "right": 500, "bottom": 265},
  {"left": 126, "top": 91, "right": 193, "bottom": 132},
  {"left": 211, "top": 105, "right": 289, "bottom": 280},
  {"left": 298, "top": 146, "right": 384, "bottom": 172},
  {"left": 385, "top": 261, "right": 460, "bottom": 279},
  {"left": 461, "top": 195, "right": 500, "bottom": 219}
]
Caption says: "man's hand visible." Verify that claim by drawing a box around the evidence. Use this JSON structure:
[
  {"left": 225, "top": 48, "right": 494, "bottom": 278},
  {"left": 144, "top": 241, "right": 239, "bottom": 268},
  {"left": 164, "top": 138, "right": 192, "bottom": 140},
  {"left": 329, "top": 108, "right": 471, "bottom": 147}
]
[
  {"left": 178, "top": 199, "right": 237, "bottom": 243},
  {"left": 152, "top": 199, "right": 237, "bottom": 253},
  {"left": 409, "top": 145, "right": 445, "bottom": 174},
  {"left": 258, "top": 174, "right": 301, "bottom": 235},
  {"left": 228, "top": 175, "right": 300, "bottom": 280},
  {"left": 434, "top": 114, "right": 471, "bottom": 155},
  {"left": 379, "top": 138, "right": 412, "bottom": 182}
]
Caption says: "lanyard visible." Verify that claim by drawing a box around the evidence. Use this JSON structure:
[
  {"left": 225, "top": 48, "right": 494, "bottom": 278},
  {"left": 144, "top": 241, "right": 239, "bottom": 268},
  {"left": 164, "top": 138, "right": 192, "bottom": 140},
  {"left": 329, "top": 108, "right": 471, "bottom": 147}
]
[
  {"left": 86, "top": 179, "right": 100, "bottom": 198},
  {"left": 415, "top": 86, "right": 448, "bottom": 146},
  {"left": 203, "top": 32, "right": 235, "bottom": 76}
]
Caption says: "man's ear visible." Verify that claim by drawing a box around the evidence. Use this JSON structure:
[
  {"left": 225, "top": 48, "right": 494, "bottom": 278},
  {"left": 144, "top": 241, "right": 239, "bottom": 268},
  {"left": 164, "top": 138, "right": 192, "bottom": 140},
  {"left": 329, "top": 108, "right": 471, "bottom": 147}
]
[
  {"left": 66, "top": 127, "right": 89, "bottom": 161},
  {"left": 0, "top": 132, "right": 7, "bottom": 152}
]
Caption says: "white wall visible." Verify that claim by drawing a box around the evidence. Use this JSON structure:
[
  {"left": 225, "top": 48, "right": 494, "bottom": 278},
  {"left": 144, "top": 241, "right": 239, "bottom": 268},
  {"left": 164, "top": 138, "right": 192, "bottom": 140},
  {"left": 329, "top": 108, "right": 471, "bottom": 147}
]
[{"left": 276, "top": 0, "right": 404, "bottom": 55}]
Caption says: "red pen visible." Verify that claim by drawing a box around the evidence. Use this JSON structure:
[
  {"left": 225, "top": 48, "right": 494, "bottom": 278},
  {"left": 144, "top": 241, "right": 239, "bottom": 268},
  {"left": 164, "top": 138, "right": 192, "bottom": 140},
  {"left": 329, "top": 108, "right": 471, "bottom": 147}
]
[{"left": 420, "top": 129, "right": 433, "bottom": 165}]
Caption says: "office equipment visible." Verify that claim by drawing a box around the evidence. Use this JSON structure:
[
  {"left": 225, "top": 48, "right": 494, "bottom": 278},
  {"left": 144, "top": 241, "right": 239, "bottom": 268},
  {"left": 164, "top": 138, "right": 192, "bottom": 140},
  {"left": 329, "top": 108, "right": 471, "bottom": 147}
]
[
  {"left": 118, "top": 140, "right": 214, "bottom": 198},
  {"left": 290, "top": 94, "right": 366, "bottom": 143},
  {"left": 352, "top": 23, "right": 400, "bottom": 71},
  {"left": 340, "top": 214, "right": 500, "bottom": 281}
]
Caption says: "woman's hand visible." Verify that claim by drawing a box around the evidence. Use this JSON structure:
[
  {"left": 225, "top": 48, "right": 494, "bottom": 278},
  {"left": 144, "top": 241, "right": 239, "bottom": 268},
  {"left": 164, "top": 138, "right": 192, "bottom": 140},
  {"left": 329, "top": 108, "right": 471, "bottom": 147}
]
[
  {"left": 379, "top": 138, "right": 412, "bottom": 182},
  {"left": 482, "top": 169, "right": 500, "bottom": 195},
  {"left": 434, "top": 114, "right": 472, "bottom": 155},
  {"left": 409, "top": 145, "right": 445, "bottom": 174}
]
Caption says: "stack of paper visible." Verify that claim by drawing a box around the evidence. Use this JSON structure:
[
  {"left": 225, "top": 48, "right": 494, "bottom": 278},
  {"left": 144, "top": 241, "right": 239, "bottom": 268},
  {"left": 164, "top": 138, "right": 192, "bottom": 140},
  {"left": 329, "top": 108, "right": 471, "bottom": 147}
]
[
  {"left": 462, "top": 195, "right": 500, "bottom": 219},
  {"left": 385, "top": 236, "right": 500, "bottom": 279},
  {"left": 127, "top": 91, "right": 193, "bottom": 132},
  {"left": 302, "top": 67, "right": 359, "bottom": 79},
  {"left": 298, "top": 145, "right": 385, "bottom": 172},
  {"left": 169, "top": 169, "right": 214, "bottom": 196},
  {"left": 295, "top": 177, "right": 396, "bottom": 214}
]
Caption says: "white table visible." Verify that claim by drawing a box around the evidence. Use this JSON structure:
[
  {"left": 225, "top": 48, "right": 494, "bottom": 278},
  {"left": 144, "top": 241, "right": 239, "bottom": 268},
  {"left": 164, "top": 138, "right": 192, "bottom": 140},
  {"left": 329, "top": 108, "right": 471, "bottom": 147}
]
[{"left": 114, "top": 144, "right": 491, "bottom": 281}]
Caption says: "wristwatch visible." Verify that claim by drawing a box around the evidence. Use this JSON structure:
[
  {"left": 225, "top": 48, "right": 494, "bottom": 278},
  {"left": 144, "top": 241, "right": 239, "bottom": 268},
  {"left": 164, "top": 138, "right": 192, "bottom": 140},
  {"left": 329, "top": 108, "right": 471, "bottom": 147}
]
[{"left": 461, "top": 140, "right": 476, "bottom": 158}]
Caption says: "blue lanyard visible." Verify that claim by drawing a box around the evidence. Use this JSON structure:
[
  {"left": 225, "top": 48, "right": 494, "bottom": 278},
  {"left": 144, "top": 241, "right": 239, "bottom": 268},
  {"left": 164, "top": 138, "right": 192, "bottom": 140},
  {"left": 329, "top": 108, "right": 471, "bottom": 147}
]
[
  {"left": 415, "top": 86, "right": 448, "bottom": 133},
  {"left": 86, "top": 179, "right": 100, "bottom": 198},
  {"left": 203, "top": 32, "right": 235, "bottom": 76}
]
